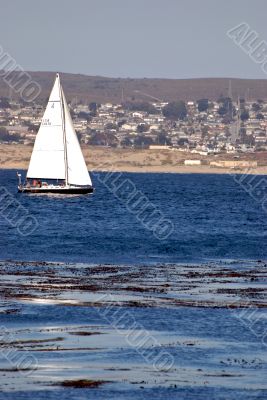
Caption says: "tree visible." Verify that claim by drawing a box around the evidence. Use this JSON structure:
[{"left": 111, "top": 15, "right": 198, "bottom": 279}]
[
  {"left": 217, "top": 97, "right": 233, "bottom": 118},
  {"left": 0, "top": 126, "right": 8, "bottom": 137},
  {"left": 222, "top": 115, "right": 232, "bottom": 124},
  {"left": 89, "top": 102, "right": 99, "bottom": 117},
  {"left": 136, "top": 124, "right": 149, "bottom": 133},
  {"left": 256, "top": 112, "right": 264, "bottom": 120},
  {"left": 252, "top": 102, "right": 261, "bottom": 112},
  {"left": 240, "top": 110, "right": 250, "bottom": 121},
  {"left": 88, "top": 131, "right": 118, "bottom": 147},
  {"left": 69, "top": 109, "right": 75, "bottom": 119},
  {"left": 156, "top": 132, "right": 171, "bottom": 145},
  {"left": 0, "top": 127, "right": 20, "bottom": 142},
  {"left": 218, "top": 106, "right": 228, "bottom": 116},
  {"left": 201, "top": 126, "right": 209, "bottom": 137},
  {"left": 177, "top": 138, "right": 189, "bottom": 146},
  {"left": 197, "top": 98, "right": 209, "bottom": 112},
  {"left": 23, "top": 121, "right": 38, "bottom": 132},
  {"left": 105, "top": 122, "right": 117, "bottom": 130},
  {"left": 118, "top": 119, "right": 127, "bottom": 128},
  {"left": 134, "top": 135, "right": 153, "bottom": 148},
  {"left": 76, "top": 131, "right": 83, "bottom": 142},
  {"left": 89, "top": 102, "right": 98, "bottom": 112},
  {"left": 78, "top": 111, "right": 90, "bottom": 121},
  {"left": 241, "top": 132, "right": 255, "bottom": 146},
  {"left": 121, "top": 137, "right": 132, "bottom": 147},
  {"left": 162, "top": 101, "right": 187, "bottom": 120},
  {"left": 0, "top": 97, "right": 10, "bottom": 109}
]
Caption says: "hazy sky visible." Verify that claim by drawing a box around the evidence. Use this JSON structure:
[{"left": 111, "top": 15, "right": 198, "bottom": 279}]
[{"left": 0, "top": 0, "right": 267, "bottom": 79}]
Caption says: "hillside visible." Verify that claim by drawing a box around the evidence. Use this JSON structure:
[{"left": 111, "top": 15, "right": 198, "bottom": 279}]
[{"left": 1, "top": 71, "right": 267, "bottom": 104}]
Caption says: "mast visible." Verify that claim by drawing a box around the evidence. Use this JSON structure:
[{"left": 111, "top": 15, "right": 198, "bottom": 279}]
[{"left": 58, "top": 74, "right": 69, "bottom": 185}]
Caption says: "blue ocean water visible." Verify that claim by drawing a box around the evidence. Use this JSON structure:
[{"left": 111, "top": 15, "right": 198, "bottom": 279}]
[
  {"left": 0, "top": 169, "right": 266, "bottom": 264},
  {"left": 1, "top": 169, "right": 267, "bottom": 400},
  {"left": 0, "top": 303, "right": 266, "bottom": 399}
]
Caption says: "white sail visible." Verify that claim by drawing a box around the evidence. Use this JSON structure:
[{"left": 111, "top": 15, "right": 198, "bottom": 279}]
[
  {"left": 27, "top": 73, "right": 92, "bottom": 187},
  {"left": 62, "top": 89, "right": 92, "bottom": 186},
  {"left": 27, "top": 74, "right": 65, "bottom": 180}
]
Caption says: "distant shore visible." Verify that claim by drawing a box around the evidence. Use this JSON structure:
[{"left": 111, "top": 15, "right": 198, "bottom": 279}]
[{"left": 1, "top": 144, "right": 266, "bottom": 175}]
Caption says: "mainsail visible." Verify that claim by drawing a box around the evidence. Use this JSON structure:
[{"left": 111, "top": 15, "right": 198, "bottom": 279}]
[
  {"left": 27, "top": 75, "right": 65, "bottom": 180},
  {"left": 27, "top": 74, "right": 92, "bottom": 186}
]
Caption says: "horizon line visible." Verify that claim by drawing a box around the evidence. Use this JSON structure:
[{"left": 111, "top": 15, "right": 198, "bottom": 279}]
[{"left": 2, "top": 69, "right": 267, "bottom": 81}]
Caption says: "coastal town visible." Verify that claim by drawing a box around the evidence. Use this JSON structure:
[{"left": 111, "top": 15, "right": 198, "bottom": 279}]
[{"left": 1, "top": 94, "right": 267, "bottom": 169}]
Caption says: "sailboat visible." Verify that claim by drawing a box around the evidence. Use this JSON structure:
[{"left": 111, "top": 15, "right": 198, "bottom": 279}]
[{"left": 18, "top": 73, "right": 94, "bottom": 194}]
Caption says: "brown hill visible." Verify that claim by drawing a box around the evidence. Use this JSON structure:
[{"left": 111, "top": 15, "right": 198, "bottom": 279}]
[{"left": 1, "top": 71, "right": 267, "bottom": 104}]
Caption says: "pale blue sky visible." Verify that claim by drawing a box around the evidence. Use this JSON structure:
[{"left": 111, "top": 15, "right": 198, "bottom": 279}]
[{"left": 0, "top": 0, "right": 267, "bottom": 79}]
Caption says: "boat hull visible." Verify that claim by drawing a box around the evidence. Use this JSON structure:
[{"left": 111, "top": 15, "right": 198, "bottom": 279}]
[{"left": 18, "top": 186, "right": 94, "bottom": 194}]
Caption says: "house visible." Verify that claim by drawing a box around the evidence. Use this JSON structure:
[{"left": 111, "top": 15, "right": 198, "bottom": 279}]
[
  {"left": 149, "top": 145, "right": 172, "bottom": 150},
  {"left": 184, "top": 159, "right": 201, "bottom": 166}
]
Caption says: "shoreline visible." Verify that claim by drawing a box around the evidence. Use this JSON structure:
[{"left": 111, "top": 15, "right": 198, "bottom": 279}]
[
  {"left": 2, "top": 165, "right": 267, "bottom": 175},
  {"left": 1, "top": 144, "right": 266, "bottom": 175}
]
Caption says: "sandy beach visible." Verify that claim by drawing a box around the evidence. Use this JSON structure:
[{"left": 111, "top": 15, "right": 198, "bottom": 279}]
[{"left": 0, "top": 144, "right": 267, "bottom": 175}]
